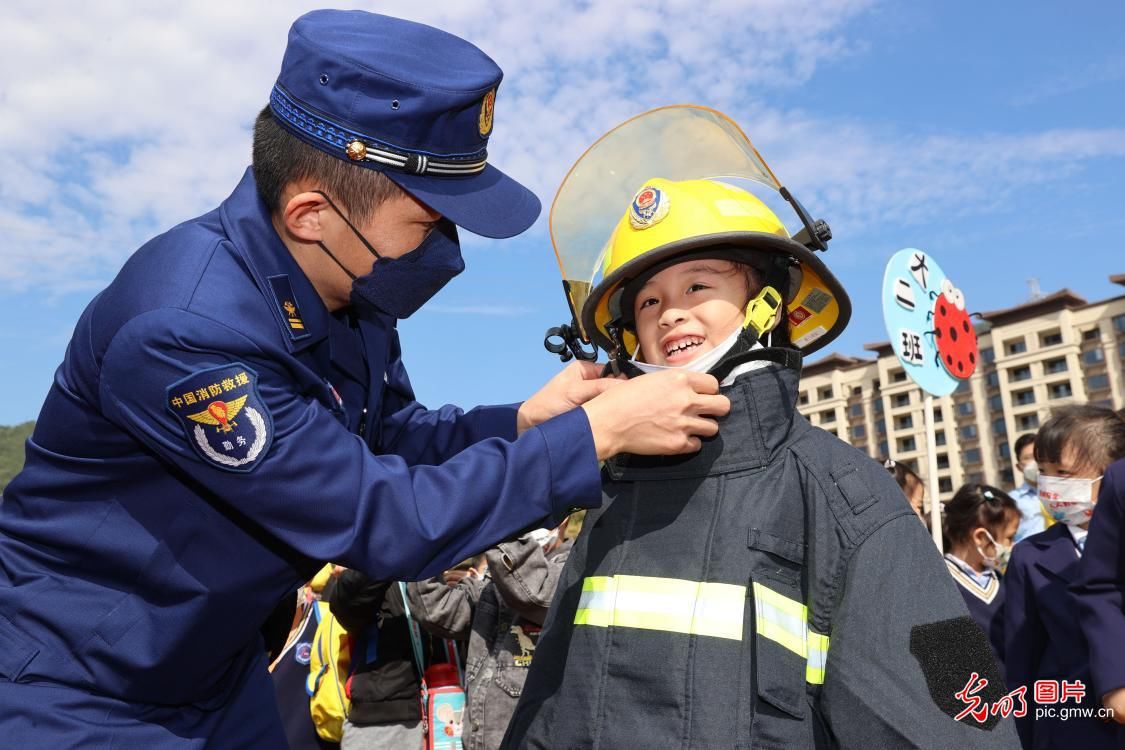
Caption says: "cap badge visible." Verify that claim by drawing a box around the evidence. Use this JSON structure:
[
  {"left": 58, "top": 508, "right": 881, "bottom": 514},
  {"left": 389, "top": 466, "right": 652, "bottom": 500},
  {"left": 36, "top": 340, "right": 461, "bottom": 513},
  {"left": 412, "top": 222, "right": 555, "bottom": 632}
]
[
  {"left": 479, "top": 89, "right": 496, "bottom": 137},
  {"left": 629, "top": 185, "right": 670, "bottom": 230},
  {"left": 345, "top": 139, "right": 367, "bottom": 161}
]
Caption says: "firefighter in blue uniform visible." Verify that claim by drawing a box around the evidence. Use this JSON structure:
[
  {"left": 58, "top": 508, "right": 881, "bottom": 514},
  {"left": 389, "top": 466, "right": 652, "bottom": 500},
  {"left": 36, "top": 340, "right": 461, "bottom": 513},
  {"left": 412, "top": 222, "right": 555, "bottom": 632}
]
[{"left": 0, "top": 11, "right": 729, "bottom": 748}]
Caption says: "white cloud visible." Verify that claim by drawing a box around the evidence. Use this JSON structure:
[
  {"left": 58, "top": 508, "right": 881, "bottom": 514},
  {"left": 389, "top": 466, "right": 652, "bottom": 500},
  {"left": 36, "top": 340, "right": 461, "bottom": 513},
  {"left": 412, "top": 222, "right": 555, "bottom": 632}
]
[
  {"left": 1009, "top": 55, "right": 1125, "bottom": 107},
  {"left": 423, "top": 304, "right": 536, "bottom": 317},
  {"left": 0, "top": 0, "right": 875, "bottom": 289},
  {"left": 3, "top": 0, "right": 1125, "bottom": 295}
]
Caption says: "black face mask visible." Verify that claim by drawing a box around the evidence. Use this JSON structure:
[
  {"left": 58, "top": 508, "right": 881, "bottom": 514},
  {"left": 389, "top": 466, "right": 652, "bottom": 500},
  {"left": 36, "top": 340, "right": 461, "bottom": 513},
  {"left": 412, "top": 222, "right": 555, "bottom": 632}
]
[{"left": 314, "top": 191, "right": 465, "bottom": 319}]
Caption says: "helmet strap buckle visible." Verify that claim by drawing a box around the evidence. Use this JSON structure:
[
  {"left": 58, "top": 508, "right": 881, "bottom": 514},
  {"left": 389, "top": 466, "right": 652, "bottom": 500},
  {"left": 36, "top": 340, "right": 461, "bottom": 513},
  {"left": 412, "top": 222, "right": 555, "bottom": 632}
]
[{"left": 603, "top": 319, "right": 644, "bottom": 378}]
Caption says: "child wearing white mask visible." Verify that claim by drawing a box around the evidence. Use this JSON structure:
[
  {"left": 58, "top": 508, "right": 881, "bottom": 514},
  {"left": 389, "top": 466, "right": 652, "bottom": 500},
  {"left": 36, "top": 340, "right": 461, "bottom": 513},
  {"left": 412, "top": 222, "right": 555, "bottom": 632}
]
[
  {"left": 942, "top": 484, "right": 1020, "bottom": 678},
  {"left": 1004, "top": 405, "right": 1125, "bottom": 749}
]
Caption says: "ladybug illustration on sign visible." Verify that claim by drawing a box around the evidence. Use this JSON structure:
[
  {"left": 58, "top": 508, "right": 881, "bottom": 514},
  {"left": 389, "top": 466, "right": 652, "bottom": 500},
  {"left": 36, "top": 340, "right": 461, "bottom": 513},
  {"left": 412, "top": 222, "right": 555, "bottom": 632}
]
[{"left": 929, "top": 278, "right": 978, "bottom": 380}]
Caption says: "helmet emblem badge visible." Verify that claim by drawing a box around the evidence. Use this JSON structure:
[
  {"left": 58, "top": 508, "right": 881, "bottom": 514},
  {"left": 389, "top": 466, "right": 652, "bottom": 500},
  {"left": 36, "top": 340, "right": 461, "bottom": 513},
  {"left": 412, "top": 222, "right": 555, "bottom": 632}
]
[{"left": 629, "top": 185, "right": 670, "bottom": 229}]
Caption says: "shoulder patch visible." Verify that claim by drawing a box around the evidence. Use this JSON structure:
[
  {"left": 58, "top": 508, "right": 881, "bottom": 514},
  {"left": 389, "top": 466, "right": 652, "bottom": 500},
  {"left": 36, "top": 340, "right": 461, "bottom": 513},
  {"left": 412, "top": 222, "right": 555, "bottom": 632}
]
[{"left": 166, "top": 363, "right": 273, "bottom": 473}]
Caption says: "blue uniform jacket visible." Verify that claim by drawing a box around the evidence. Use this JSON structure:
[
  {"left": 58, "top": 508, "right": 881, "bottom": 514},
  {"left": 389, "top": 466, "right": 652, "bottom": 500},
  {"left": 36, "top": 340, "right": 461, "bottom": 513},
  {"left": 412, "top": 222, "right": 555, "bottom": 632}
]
[
  {"left": 945, "top": 555, "right": 1007, "bottom": 678},
  {"left": 0, "top": 169, "right": 600, "bottom": 746},
  {"left": 1005, "top": 523, "right": 1125, "bottom": 749},
  {"left": 1075, "top": 460, "right": 1125, "bottom": 701}
]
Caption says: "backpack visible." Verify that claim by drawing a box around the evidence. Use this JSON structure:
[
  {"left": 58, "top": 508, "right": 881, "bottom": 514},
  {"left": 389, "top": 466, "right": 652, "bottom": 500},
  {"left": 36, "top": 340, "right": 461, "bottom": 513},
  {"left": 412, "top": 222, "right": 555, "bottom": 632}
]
[
  {"left": 399, "top": 582, "right": 466, "bottom": 750},
  {"left": 306, "top": 598, "right": 353, "bottom": 742}
]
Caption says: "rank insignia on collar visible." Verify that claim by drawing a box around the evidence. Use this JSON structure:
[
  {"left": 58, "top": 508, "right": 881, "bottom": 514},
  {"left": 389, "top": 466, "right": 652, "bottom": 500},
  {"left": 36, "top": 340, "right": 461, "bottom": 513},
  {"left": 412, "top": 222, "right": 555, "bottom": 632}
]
[
  {"left": 167, "top": 363, "right": 273, "bottom": 473},
  {"left": 629, "top": 185, "right": 670, "bottom": 229},
  {"left": 268, "top": 274, "right": 311, "bottom": 342},
  {"left": 283, "top": 300, "right": 305, "bottom": 330}
]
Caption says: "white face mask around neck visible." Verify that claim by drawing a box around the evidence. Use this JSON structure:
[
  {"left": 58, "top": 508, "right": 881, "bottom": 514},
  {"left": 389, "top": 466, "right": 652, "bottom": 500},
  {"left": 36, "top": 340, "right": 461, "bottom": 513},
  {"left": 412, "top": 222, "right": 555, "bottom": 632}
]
[{"left": 630, "top": 326, "right": 747, "bottom": 378}]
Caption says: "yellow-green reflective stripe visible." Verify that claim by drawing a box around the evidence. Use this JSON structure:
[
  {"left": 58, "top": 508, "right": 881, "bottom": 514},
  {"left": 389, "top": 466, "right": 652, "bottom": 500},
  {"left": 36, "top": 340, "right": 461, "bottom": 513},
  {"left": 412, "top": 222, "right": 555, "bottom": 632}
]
[
  {"left": 753, "top": 583, "right": 832, "bottom": 684},
  {"left": 575, "top": 576, "right": 831, "bottom": 682},
  {"left": 573, "top": 575, "right": 745, "bottom": 641},
  {"left": 806, "top": 630, "right": 830, "bottom": 684},
  {"left": 752, "top": 582, "right": 808, "bottom": 658}
]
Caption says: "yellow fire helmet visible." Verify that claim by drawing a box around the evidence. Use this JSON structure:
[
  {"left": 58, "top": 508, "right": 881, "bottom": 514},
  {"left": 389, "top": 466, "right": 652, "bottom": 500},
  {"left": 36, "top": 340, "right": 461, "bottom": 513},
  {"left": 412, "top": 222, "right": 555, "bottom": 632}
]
[{"left": 546, "top": 105, "right": 851, "bottom": 366}]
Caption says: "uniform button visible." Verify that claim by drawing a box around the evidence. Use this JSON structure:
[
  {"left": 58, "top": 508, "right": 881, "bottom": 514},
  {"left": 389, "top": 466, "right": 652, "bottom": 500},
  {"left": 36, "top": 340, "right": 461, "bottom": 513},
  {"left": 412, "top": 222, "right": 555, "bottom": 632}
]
[{"left": 472, "top": 720, "right": 480, "bottom": 732}]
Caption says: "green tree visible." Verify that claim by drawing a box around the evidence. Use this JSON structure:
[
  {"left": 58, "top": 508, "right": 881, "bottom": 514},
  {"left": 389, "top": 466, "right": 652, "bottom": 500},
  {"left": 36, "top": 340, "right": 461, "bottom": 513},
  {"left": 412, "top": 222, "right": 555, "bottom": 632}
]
[{"left": 0, "top": 422, "right": 35, "bottom": 491}]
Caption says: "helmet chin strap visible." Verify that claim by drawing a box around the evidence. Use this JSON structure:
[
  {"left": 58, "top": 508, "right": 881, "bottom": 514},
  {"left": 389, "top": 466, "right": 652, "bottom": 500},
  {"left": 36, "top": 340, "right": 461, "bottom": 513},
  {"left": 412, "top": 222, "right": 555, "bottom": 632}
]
[
  {"left": 605, "top": 285, "right": 801, "bottom": 380},
  {"left": 708, "top": 285, "right": 801, "bottom": 382},
  {"left": 602, "top": 321, "right": 645, "bottom": 378}
]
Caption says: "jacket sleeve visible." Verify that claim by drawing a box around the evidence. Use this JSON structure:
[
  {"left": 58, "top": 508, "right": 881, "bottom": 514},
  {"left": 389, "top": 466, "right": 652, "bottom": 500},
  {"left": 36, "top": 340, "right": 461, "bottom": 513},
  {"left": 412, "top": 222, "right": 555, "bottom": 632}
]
[
  {"left": 328, "top": 570, "right": 390, "bottom": 635},
  {"left": 98, "top": 308, "right": 602, "bottom": 582},
  {"left": 380, "top": 399, "right": 521, "bottom": 468},
  {"left": 1074, "top": 460, "right": 1125, "bottom": 699},
  {"left": 404, "top": 576, "right": 483, "bottom": 640},
  {"left": 484, "top": 536, "right": 569, "bottom": 626},
  {"left": 817, "top": 515, "right": 1021, "bottom": 748},
  {"left": 376, "top": 323, "right": 520, "bottom": 467},
  {"left": 1002, "top": 542, "right": 1045, "bottom": 748}
]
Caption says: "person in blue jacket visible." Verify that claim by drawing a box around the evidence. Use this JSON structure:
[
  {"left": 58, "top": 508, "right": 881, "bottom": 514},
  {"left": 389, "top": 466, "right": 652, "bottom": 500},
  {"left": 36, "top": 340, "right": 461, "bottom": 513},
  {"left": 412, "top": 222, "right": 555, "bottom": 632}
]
[
  {"left": 942, "top": 483, "right": 1020, "bottom": 675},
  {"left": 1004, "top": 405, "right": 1125, "bottom": 749},
  {"left": 1075, "top": 452, "right": 1125, "bottom": 724},
  {"left": 0, "top": 11, "right": 730, "bottom": 748},
  {"left": 1011, "top": 433, "right": 1049, "bottom": 543}
]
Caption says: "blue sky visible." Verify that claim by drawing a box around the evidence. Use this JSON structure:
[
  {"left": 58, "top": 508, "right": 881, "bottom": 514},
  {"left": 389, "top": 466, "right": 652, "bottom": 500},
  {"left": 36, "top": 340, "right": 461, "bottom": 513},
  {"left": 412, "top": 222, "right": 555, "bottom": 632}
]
[{"left": 2, "top": 1, "right": 1124, "bottom": 425}]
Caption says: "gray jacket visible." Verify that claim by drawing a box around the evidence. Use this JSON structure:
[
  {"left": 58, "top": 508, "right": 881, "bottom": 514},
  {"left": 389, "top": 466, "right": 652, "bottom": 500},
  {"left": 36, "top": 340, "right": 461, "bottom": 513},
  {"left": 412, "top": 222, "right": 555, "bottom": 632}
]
[
  {"left": 503, "top": 365, "right": 1021, "bottom": 749},
  {"left": 407, "top": 536, "right": 570, "bottom": 750}
]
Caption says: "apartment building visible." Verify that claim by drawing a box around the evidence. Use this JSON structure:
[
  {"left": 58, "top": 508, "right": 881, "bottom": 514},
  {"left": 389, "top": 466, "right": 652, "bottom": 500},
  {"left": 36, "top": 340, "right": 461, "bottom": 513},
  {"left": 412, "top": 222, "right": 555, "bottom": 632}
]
[{"left": 797, "top": 275, "right": 1125, "bottom": 505}]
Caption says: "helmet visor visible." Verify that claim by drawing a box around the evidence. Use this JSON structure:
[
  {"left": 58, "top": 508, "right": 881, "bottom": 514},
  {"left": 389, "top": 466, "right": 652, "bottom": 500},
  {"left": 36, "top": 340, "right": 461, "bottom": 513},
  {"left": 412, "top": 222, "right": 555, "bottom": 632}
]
[{"left": 549, "top": 105, "right": 796, "bottom": 338}]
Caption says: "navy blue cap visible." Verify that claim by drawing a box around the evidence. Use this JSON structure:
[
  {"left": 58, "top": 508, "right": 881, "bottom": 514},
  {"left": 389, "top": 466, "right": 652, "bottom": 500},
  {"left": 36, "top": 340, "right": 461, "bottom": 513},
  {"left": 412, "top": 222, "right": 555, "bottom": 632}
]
[{"left": 270, "top": 10, "right": 540, "bottom": 239}]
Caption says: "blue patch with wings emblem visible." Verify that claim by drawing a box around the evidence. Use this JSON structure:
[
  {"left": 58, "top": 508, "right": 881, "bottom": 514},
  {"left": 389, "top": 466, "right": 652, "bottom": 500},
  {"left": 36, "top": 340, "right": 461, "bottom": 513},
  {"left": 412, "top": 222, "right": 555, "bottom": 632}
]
[{"left": 166, "top": 363, "right": 273, "bottom": 473}]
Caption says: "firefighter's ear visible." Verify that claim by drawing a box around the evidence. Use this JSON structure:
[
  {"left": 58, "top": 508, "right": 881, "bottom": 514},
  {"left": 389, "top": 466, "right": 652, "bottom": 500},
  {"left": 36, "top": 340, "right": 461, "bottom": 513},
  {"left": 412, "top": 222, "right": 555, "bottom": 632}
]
[{"left": 909, "top": 617, "right": 1006, "bottom": 730}]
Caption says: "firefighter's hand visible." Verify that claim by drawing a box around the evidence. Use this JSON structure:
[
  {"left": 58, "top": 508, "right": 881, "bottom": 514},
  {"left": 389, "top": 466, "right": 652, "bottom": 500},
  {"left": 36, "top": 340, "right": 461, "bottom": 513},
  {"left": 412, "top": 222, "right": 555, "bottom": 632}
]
[
  {"left": 1103, "top": 687, "right": 1125, "bottom": 724},
  {"left": 581, "top": 370, "right": 729, "bottom": 460},
  {"left": 517, "top": 360, "right": 623, "bottom": 435}
]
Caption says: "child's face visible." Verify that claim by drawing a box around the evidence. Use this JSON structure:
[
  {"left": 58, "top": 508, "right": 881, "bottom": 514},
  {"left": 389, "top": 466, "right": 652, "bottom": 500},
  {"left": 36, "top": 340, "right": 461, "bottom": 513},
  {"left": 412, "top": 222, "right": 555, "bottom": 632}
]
[{"left": 633, "top": 260, "right": 750, "bottom": 366}]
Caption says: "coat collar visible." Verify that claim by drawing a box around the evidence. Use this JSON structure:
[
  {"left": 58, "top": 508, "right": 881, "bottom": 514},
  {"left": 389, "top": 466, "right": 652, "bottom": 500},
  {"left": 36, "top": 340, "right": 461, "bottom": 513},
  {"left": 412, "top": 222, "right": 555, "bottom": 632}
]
[
  {"left": 606, "top": 365, "right": 801, "bottom": 481},
  {"left": 944, "top": 554, "right": 1000, "bottom": 604},
  {"left": 219, "top": 167, "right": 330, "bottom": 353},
  {"left": 1028, "top": 523, "right": 1081, "bottom": 582}
]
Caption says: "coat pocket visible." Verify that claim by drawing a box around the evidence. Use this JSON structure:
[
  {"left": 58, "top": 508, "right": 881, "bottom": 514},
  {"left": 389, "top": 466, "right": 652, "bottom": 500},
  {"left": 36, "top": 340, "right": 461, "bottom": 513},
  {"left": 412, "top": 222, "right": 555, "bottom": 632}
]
[
  {"left": 749, "top": 579, "right": 807, "bottom": 719},
  {"left": 494, "top": 663, "right": 528, "bottom": 698},
  {"left": 739, "top": 533, "right": 814, "bottom": 749},
  {"left": 0, "top": 613, "right": 39, "bottom": 682}
]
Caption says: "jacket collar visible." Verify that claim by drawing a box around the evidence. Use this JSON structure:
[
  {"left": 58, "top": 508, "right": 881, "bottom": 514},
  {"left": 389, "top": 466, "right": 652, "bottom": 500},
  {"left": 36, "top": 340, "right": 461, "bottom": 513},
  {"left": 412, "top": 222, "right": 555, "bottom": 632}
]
[
  {"left": 1029, "top": 523, "right": 1081, "bottom": 581},
  {"left": 219, "top": 167, "right": 330, "bottom": 353},
  {"left": 607, "top": 365, "right": 801, "bottom": 481}
]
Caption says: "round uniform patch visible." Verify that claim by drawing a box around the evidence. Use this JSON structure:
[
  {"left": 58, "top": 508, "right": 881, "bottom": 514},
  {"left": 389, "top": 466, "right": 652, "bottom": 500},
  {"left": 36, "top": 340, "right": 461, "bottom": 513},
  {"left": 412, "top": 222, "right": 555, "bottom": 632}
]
[
  {"left": 166, "top": 363, "right": 273, "bottom": 473},
  {"left": 295, "top": 642, "right": 312, "bottom": 665},
  {"left": 629, "top": 185, "right": 670, "bottom": 229},
  {"left": 479, "top": 89, "right": 496, "bottom": 137}
]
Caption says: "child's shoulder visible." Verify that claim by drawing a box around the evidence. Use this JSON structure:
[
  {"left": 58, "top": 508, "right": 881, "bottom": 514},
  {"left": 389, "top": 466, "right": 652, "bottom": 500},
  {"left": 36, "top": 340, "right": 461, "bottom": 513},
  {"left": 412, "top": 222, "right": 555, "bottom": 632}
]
[
  {"left": 788, "top": 425, "right": 893, "bottom": 481},
  {"left": 785, "top": 426, "right": 911, "bottom": 523}
]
